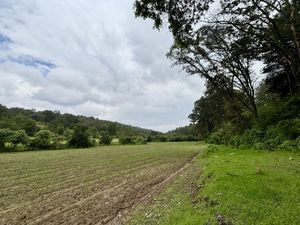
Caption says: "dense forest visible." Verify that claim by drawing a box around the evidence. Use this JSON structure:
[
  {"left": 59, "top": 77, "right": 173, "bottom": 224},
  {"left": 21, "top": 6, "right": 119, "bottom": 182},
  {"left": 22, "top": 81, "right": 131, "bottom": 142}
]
[{"left": 135, "top": 0, "right": 300, "bottom": 151}]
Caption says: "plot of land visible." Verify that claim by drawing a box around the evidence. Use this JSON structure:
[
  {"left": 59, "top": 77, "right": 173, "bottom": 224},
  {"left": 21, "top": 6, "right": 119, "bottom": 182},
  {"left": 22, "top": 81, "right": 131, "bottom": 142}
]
[{"left": 0, "top": 142, "right": 200, "bottom": 225}]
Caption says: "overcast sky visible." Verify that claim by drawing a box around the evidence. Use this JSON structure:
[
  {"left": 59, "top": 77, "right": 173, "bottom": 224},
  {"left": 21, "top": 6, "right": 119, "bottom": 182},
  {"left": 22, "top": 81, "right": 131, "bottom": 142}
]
[{"left": 0, "top": 0, "right": 205, "bottom": 132}]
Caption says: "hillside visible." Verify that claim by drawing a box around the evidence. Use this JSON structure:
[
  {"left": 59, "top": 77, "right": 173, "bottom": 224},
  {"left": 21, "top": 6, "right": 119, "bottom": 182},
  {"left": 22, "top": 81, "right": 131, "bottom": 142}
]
[{"left": 0, "top": 104, "right": 158, "bottom": 151}]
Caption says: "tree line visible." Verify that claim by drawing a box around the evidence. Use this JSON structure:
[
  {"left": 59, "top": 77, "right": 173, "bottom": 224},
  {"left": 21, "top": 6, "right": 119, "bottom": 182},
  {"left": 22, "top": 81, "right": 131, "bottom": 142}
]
[
  {"left": 0, "top": 105, "right": 199, "bottom": 152},
  {"left": 0, "top": 106, "right": 153, "bottom": 151},
  {"left": 134, "top": 0, "right": 300, "bottom": 150}
]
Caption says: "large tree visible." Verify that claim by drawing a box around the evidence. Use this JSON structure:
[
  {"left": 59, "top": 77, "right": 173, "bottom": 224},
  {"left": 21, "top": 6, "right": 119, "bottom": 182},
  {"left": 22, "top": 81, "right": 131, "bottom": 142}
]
[{"left": 134, "top": 0, "right": 300, "bottom": 103}]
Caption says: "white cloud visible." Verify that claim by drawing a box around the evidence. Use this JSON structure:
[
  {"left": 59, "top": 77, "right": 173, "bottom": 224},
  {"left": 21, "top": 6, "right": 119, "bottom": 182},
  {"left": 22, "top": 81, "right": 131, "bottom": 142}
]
[{"left": 0, "top": 0, "right": 205, "bottom": 132}]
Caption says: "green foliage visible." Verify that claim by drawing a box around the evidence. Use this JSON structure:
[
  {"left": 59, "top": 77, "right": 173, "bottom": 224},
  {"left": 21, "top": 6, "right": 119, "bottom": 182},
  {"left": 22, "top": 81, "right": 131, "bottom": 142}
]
[
  {"left": 134, "top": 0, "right": 300, "bottom": 151},
  {"left": 69, "top": 126, "right": 92, "bottom": 148},
  {"left": 133, "top": 136, "right": 147, "bottom": 145},
  {"left": 31, "top": 130, "right": 53, "bottom": 150},
  {"left": 20, "top": 118, "right": 39, "bottom": 136},
  {"left": 9, "top": 130, "right": 29, "bottom": 150},
  {"left": 0, "top": 128, "right": 13, "bottom": 150},
  {"left": 207, "top": 122, "right": 237, "bottom": 145},
  {"left": 166, "top": 124, "right": 199, "bottom": 142},
  {"left": 51, "top": 134, "right": 66, "bottom": 149},
  {"left": 100, "top": 132, "right": 112, "bottom": 145},
  {"left": 119, "top": 136, "right": 134, "bottom": 145},
  {"left": 0, "top": 104, "right": 156, "bottom": 151}
]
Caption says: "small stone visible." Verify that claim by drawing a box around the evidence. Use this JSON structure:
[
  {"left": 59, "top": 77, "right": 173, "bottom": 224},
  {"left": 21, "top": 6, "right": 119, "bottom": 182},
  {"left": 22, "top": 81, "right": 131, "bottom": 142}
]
[{"left": 216, "top": 214, "right": 225, "bottom": 224}]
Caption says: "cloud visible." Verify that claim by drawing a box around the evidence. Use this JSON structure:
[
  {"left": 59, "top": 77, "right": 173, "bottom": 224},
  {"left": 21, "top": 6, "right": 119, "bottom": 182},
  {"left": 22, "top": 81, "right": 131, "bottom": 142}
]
[{"left": 0, "top": 0, "right": 205, "bottom": 132}]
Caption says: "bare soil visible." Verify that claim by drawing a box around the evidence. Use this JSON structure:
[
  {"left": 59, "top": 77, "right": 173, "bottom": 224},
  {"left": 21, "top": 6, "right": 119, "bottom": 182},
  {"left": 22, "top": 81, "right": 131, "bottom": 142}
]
[{"left": 0, "top": 144, "right": 199, "bottom": 225}]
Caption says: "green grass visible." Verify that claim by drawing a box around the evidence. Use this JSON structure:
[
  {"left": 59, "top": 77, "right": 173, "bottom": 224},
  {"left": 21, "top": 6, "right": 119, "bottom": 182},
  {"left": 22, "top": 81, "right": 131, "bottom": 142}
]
[{"left": 128, "top": 145, "right": 300, "bottom": 225}]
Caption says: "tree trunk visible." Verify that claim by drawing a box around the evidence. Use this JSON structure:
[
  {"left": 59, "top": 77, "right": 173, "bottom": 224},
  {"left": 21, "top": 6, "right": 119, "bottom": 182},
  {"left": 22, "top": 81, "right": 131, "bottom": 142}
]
[{"left": 290, "top": 6, "right": 300, "bottom": 63}]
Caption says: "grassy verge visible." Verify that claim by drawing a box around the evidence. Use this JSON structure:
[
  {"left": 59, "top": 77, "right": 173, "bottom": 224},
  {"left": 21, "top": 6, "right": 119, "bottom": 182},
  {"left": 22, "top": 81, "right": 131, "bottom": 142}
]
[{"left": 127, "top": 145, "right": 300, "bottom": 225}]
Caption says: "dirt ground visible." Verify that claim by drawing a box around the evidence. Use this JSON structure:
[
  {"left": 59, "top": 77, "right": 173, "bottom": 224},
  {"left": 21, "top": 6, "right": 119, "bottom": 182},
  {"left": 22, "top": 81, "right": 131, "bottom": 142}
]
[{"left": 0, "top": 143, "right": 200, "bottom": 225}]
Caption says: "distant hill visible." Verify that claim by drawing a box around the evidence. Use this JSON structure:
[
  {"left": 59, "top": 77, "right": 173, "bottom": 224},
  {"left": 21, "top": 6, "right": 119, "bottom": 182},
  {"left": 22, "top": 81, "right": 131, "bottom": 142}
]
[
  {"left": 0, "top": 104, "right": 163, "bottom": 151},
  {"left": 0, "top": 104, "right": 155, "bottom": 137}
]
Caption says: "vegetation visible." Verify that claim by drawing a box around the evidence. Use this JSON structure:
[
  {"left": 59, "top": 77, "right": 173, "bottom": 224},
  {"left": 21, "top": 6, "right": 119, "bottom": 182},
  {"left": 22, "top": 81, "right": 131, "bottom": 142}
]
[
  {"left": 0, "top": 105, "right": 160, "bottom": 151},
  {"left": 128, "top": 145, "right": 300, "bottom": 225},
  {"left": 134, "top": 0, "right": 300, "bottom": 151}
]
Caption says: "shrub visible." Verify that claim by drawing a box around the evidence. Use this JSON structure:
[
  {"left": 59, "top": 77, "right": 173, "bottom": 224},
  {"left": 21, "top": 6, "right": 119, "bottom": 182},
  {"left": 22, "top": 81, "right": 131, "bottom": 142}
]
[
  {"left": 69, "top": 126, "right": 93, "bottom": 148},
  {"left": 111, "top": 138, "right": 120, "bottom": 145},
  {"left": 119, "top": 136, "right": 134, "bottom": 145},
  {"left": 31, "top": 130, "right": 52, "bottom": 149},
  {"left": 278, "top": 140, "right": 297, "bottom": 151},
  {"left": 159, "top": 136, "right": 167, "bottom": 142},
  {"left": 230, "top": 135, "right": 241, "bottom": 148},
  {"left": 52, "top": 134, "right": 66, "bottom": 149},
  {"left": 133, "top": 136, "right": 147, "bottom": 145},
  {"left": 254, "top": 142, "right": 266, "bottom": 150},
  {"left": 208, "top": 122, "right": 237, "bottom": 145},
  {"left": 0, "top": 128, "right": 13, "bottom": 150},
  {"left": 240, "top": 128, "right": 264, "bottom": 145},
  {"left": 100, "top": 132, "right": 112, "bottom": 145},
  {"left": 9, "top": 130, "right": 29, "bottom": 151}
]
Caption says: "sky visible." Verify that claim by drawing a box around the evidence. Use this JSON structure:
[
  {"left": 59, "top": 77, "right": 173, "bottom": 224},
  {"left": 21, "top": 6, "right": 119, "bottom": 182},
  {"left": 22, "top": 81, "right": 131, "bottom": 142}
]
[{"left": 0, "top": 0, "right": 205, "bottom": 132}]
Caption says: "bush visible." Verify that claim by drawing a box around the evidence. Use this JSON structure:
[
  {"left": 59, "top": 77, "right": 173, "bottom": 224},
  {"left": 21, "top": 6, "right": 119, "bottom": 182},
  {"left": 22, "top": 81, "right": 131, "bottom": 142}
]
[
  {"left": 207, "top": 122, "right": 237, "bottom": 145},
  {"left": 100, "top": 132, "right": 112, "bottom": 145},
  {"left": 69, "top": 126, "right": 93, "bottom": 148},
  {"left": 278, "top": 140, "right": 297, "bottom": 151},
  {"left": 0, "top": 128, "right": 13, "bottom": 150},
  {"left": 119, "top": 136, "right": 134, "bottom": 145},
  {"left": 133, "top": 136, "right": 147, "bottom": 145},
  {"left": 31, "top": 130, "right": 52, "bottom": 149},
  {"left": 52, "top": 134, "right": 66, "bottom": 149},
  {"left": 168, "top": 135, "right": 198, "bottom": 142},
  {"left": 230, "top": 135, "right": 241, "bottom": 148},
  {"left": 9, "top": 130, "right": 29, "bottom": 151},
  {"left": 159, "top": 136, "right": 167, "bottom": 142},
  {"left": 254, "top": 142, "right": 266, "bottom": 150},
  {"left": 111, "top": 138, "right": 120, "bottom": 145},
  {"left": 240, "top": 128, "right": 264, "bottom": 145}
]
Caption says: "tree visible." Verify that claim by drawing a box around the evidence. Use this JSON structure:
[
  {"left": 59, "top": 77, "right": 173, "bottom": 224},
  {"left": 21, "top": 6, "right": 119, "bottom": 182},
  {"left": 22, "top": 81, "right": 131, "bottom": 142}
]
[
  {"left": 20, "top": 118, "right": 39, "bottom": 136},
  {"left": 189, "top": 83, "right": 249, "bottom": 139},
  {"left": 69, "top": 125, "right": 92, "bottom": 148},
  {"left": 134, "top": 0, "right": 300, "bottom": 111},
  {"left": 100, "top": 132, "right": 112, "bottom": 145},
  {"left": 135, "top": 1, "right": 259, "bottom": 117},
  {"left": 220, "top": 0, "right": 300, "bottom": 91},
  {"left": 168, "top": 24, "right": 258, "bottom": 117}
]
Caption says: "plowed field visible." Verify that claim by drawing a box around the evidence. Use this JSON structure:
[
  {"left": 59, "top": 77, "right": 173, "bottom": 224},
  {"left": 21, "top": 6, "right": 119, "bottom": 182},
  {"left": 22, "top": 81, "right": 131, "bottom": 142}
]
[{"left": 0, "top": 142, "right": 200, "bottom": 225}]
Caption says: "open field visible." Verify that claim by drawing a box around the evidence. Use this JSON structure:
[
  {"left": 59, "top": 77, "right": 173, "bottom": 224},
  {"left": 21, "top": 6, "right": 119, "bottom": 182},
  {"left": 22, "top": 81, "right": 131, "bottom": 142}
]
[
  {"left": 128, "top": 145, "right": 300, "bottom": 225},
  {"left": 0, "top": 142, "right": 200, "bottom": 225}
]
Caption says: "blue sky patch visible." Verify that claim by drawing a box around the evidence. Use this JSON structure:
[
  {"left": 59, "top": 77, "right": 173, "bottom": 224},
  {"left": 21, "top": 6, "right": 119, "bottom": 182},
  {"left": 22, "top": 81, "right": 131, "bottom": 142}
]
[
  {"left": 0, "top": 34, "right": 12, "bottom": 44},
  {"left": 7, "top": 55, "right": 57, "bottom": 76}
]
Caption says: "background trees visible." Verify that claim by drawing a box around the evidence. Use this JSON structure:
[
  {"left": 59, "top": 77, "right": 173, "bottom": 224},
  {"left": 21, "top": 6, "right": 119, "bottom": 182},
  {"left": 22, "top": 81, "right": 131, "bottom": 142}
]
[{"left": 0, "top": 105, "right": 155, "bottom": 151}]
